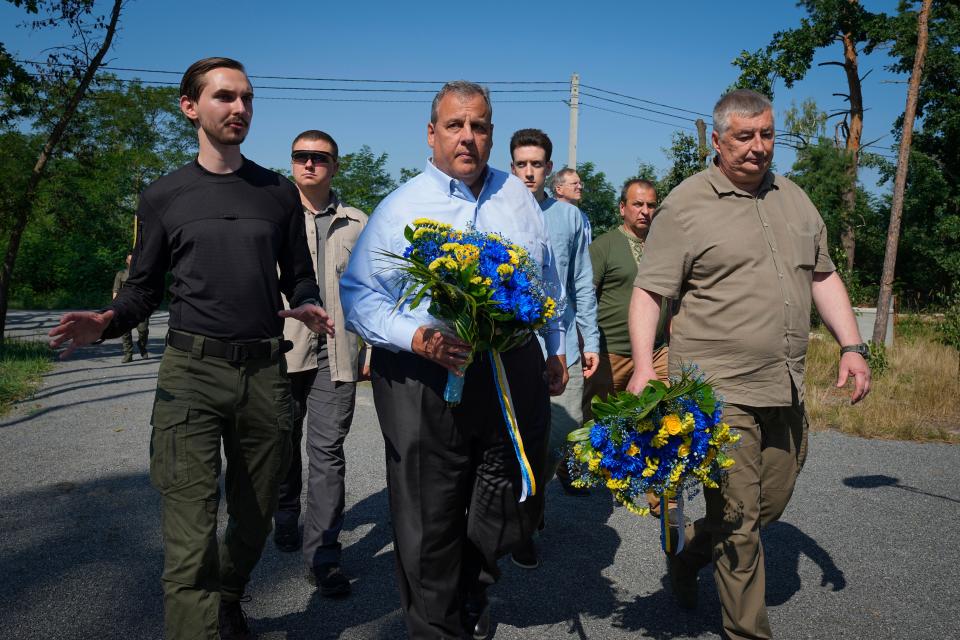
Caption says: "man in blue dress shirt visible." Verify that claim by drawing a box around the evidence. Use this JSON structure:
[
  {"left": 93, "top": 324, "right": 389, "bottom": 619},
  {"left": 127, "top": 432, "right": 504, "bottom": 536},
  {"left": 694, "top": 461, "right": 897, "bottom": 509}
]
[
  {"left": 509, "top": 128, "right": 600, "bottom": 569},
  {"left": 340, "top": 81, "right": 568, "bottom": 639}
]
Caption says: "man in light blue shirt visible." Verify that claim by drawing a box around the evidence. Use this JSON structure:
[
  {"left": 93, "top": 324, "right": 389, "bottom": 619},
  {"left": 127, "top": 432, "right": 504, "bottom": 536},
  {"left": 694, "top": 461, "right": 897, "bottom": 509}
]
[
  {"left": 341, "top": 81, "right": 567, "bottom": 640},
  {"left": 509, "top": 128, "right": 600, "bottom": 568}
]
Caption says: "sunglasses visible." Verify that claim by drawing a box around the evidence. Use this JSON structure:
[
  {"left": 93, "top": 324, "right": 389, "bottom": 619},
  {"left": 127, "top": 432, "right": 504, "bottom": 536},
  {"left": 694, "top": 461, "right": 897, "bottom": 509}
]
[{"left": 292, "top": 150, "right": 336, "bottom": 165}]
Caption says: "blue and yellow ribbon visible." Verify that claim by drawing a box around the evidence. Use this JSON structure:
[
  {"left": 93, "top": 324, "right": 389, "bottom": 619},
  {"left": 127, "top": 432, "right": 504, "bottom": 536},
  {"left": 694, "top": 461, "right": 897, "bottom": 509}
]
[
  {"left": 488, "top": 349, "right": 536, "bottom": 502},
  {"left": 660, "top": 493, "right": 685, "bottom": 554}
]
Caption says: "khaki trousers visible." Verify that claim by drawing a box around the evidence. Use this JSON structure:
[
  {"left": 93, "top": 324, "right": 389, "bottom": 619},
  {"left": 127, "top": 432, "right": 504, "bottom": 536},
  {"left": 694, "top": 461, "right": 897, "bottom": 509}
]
[{"left": 678, "top": 397, "right": 809, "bottom": 640}]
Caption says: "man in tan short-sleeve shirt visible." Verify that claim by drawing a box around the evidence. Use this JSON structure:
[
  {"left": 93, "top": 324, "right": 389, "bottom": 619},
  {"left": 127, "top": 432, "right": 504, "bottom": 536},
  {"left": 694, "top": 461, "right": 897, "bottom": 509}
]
[{"left": 627, "top": 89, "right": 870, "bottom": 640}]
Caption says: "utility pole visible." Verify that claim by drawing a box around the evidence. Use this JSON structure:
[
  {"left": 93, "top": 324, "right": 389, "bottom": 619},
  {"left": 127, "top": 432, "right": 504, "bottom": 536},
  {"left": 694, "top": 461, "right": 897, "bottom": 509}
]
[
  {"left": 873, "top": 0, "right": 932, "bottom": 346},
  {"left": 695, "top": 118, "right": 709, "bottom": 167},
  {"left": 567, "top": 73, "right": 579, "bottom": 168}
]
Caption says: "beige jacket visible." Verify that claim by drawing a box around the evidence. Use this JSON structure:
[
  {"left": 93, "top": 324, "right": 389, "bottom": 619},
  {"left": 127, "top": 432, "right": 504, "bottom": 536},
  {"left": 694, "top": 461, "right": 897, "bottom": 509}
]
[{"left": 282, "top": 193, "right": 369, "bottom": 381}]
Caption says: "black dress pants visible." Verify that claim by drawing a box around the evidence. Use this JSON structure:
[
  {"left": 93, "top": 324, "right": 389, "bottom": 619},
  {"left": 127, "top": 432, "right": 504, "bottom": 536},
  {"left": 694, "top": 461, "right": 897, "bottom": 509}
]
[{"left": 371, "top": 338, "right": 551, "bottom": 639}]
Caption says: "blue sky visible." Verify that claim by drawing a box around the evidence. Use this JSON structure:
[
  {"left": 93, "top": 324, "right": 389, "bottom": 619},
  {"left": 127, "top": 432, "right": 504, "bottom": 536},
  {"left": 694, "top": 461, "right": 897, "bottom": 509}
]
[{"left": 2, "top": 0, "right": 909, "bottom": 195}]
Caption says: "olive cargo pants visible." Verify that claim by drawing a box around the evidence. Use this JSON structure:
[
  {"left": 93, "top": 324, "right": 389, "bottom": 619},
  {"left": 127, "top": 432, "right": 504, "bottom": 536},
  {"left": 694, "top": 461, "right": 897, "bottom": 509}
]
[{"left": 149, "top": 333, "right": 294, "bottom": 639}]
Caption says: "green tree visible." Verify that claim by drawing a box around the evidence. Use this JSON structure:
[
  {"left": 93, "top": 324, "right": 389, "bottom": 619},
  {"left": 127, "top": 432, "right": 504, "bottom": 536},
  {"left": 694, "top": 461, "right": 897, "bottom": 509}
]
[
  {"left": 878, "top": 0, "right": 960, "bottom": 305},
  {"left": 331, "top": 145, "right": 397, "bottom": 214},
  {"left": 658, "top": 131, "right": 702, "bottom": 196},
  {"left": 574, "top": 161, "right": 618, "bottom": 235},
  {"left": 731, "top": 0, "right": 892, "bottom": 274},
  {"left": 0, "top": 0, "right": 124, "bottom": 341},
  {"left": 399, "top": 166, "right": 421, "bottom": 184},
  {"left": 8, "top": 79, "right": 195, "bottom": 308}
]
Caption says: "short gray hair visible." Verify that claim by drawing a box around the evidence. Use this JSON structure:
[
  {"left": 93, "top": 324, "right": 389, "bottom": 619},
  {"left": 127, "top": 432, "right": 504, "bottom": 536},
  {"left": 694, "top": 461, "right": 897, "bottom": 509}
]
[
  {"left": 430, "top": 81, "right": 492, "bottom": 124},
  {"left": 713, "top": 89, "right": 773, "bottom": 135},
  {"left": 551, "top": 166, "right": 578, "bottom": 189}
]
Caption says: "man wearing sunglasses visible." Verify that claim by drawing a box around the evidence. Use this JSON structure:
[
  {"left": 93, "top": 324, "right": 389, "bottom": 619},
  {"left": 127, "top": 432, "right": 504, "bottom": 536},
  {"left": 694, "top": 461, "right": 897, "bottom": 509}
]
[{"left": 274, "top": 130, "right": 369, "bottom": 599}]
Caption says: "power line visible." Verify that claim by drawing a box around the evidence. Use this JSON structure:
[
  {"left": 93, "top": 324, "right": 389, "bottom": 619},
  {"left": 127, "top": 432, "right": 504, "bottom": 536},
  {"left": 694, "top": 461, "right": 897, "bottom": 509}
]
[
  {"left": 580, "top": 83, "right": 714, "bottom": 120},
  {"left": 579, "top": 101, "right": 699, "bottom": 132},
  {"left": 15, "top": 59, "right": 568, "bottom": 85},
  {"left": 579, "top": 91, "right": 705, "bottom": 125}
]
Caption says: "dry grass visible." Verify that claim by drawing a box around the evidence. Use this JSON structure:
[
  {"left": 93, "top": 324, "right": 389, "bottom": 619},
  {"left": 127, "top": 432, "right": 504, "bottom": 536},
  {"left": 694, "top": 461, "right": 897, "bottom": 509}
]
[{"left": 805, "top": 321, "right": 960, "bottom": 443}]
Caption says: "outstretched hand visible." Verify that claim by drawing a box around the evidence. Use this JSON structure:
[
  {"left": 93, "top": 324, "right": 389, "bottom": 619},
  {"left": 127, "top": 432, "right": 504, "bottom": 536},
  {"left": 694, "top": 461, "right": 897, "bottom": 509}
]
[
  {"left": 48, "top": 310, "right": 114, "bottom": 360},
  {"left": 278, "top": 303, "right": 335, "bottom": 337}
]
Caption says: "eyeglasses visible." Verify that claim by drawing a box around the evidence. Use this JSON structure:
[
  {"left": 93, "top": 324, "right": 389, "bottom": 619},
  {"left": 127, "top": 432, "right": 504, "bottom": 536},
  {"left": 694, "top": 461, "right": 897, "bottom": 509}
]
[{"left": 292, "top": 150, "right": 335, "bottom": 165}]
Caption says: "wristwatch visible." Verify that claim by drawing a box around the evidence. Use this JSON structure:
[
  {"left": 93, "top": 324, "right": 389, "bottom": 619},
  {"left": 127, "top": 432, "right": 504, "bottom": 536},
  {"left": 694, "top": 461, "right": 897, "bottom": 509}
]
[{"left": 840, "top": 343, "right": 869, "bottom": 358}]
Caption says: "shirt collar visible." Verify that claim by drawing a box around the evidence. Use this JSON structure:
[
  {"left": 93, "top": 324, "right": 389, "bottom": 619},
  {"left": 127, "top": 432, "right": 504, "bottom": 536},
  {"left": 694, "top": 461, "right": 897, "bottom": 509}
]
[
  {"left": 424, "top": 158, "right": 491, "bottom": 202},
  {"left": 706, "top": 159, "right": 778, "bottom": 198}
]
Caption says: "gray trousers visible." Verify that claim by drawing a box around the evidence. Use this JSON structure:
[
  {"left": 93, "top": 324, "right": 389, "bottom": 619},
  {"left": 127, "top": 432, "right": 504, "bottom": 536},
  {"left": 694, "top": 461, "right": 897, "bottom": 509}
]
[{"left": 276, "top": 343, "right": 357, "bottom": 569}]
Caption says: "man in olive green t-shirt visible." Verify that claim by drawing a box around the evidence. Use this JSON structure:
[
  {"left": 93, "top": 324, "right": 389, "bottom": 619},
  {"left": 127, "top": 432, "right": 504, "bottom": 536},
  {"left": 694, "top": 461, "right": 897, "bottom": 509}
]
[
  {"left": 583, "top": 179, "right": 669, "bottom": 421},
  {"left": 627, "top": 89, "right": 870, "bottom": 640}
]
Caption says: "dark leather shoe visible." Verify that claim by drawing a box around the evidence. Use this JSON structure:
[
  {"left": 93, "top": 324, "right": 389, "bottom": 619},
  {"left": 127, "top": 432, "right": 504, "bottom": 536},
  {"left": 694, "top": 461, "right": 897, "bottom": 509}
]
[
  {"left": 218, "top": 597, "right": 254, "bottom": 640},
  {"left": 121, "top": 353, "right": 133, "bottom": 363},
  {"left": 314, "top": 563, "right": 351, "bottom": 598},
  {"left": 510, "top": 537, "right": 540, "bottom": 570},
  {"left": 462, "top": 594, "right": 490, "bottom": 639},
  {"left": 273, "top": 521, "right": 300, "bottom": 552}
]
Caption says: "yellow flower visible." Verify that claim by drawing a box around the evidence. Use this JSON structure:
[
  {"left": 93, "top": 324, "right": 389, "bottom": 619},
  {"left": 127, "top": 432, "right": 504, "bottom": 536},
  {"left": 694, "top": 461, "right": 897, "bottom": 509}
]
[
  {"left": 588, "top": 455, "right": 601, "bottom": 473},
  {"left": 428, "top": 256, "right": 457, "bottom": 271},
  {"left": 662, "top": 414, "right": 682, "bottom": 436},
  {"left": 454, "top": 244, "right": 479, "bottom": 266},
  {"left": 641, "top": 456, "right": 659, "bottom": 477},
  {"left": 507, "top": 250, "right": 520, "bottom": 266},
  {"left": 412, "top": 217, "right": 437, "bottom": 226},
  {"left": 441, "top": 242, "right": 461, "bottom": 252},
  {"left": 651, "top": 427, "right": 669, "bottom": 448},
  {"left": 678, "top": 441, "right": 690, "bottom": 458},
  {"left": 636, "top": 418, "right": 655, "bottom": 433},
  {"left": 626, "top": 443, "right": 640, "bottom": 457},
  {"left": 606, "top": 477, "right": 630, "bottom": 491},
  {"left": 669, "top": 463, "right": 684, "bottom": 484},
  {"left": 542, "top": 297, "right": 556, "bottom": 319},
  {"left": 681, "top": 413, "right": 695, "bottom": 434},
  {"left": 623, "top": 500, "right": 651, "bottom": 517},
  {"left": 497, "top": 263, "right": 514, "bottom": 280}
]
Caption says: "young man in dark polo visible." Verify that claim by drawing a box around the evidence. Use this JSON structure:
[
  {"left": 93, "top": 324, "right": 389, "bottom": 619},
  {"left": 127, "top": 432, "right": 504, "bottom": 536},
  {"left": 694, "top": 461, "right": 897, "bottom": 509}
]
[{"left": 49, "top": 57, "right": 333, "bottom": 640}]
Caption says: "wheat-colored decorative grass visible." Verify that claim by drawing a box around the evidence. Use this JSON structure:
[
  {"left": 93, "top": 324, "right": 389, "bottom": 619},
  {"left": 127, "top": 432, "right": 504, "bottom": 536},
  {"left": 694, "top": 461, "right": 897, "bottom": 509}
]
[{"left": 804, "top": 321, "right": 960, "bottom": 443}]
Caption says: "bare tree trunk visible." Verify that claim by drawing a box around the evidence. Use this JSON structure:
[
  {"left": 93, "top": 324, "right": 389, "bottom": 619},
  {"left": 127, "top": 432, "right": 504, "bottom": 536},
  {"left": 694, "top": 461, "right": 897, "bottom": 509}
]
[
  {"left": 695, "top": 118, "right": 709, "bottom": 168},
  {"left": 840, "top": 26, "right": 864, "bottom": 274},
  {"left": 873, "top": 0, "right": 932, "bottom": 346},
  {"left": 0, "top": 0, "right": 123, "bottom": 345}
]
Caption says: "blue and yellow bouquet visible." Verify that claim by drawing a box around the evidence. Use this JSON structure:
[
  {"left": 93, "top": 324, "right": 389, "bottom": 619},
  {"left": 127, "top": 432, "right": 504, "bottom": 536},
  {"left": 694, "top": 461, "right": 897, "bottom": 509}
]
[
  {"left": 384, "top": 217, "right": 557, "bottom": 500},
  {"left": 567, "top": 368, "right": 739, "bottom": 551}
]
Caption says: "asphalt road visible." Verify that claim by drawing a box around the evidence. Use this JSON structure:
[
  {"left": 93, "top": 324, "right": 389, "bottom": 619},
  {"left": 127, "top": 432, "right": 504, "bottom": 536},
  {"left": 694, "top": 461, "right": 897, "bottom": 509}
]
[{"left": 2, "top": 310, "right": 959, "bottom": 639}]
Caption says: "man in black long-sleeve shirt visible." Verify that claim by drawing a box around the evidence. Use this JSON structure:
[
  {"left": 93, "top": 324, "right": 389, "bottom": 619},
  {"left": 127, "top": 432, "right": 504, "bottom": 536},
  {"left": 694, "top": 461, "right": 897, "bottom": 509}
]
[{"left": 49, "top": 57, "right": 334, "bottom": 640}]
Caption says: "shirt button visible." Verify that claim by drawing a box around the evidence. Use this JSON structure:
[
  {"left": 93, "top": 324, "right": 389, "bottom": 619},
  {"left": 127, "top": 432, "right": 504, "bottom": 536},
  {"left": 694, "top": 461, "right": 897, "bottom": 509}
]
[
  {"left": 785, "top": 301, "right": 791, "bottom": 306},
  {"left": 778, "top": 273, "right": 784, "bottom": 278},
  {"left": 772, "top": 248, "right": 778, "bottom": 253},
  {"left": 763, "top": 222, "right": 770, "bottom": 227}
]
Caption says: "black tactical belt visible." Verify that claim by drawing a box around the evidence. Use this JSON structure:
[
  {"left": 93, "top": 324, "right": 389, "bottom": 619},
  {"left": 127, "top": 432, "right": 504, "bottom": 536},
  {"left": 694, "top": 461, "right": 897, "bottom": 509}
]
[{"left": 167, "top": 329, "right": 292, "bottom": 362}]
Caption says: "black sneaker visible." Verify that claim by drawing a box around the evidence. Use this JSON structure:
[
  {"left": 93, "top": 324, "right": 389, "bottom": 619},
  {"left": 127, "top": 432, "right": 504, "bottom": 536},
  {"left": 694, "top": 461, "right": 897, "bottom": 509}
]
[
  {"left": 121, "top": 353, "right": 133, "bottom": 364},
  {"left": 273, "top": 521, "right": 300, "bottom": 552},
  {"left": 314, "top": 562, "right": 351, "bottom": 598},
  {"left": 510, "top": 537, "right": 540, "bottom": 570},
  {"left": 218, "top": 597, "right": 254, "bottom": 640}
]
